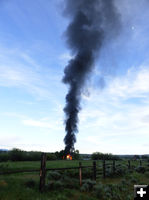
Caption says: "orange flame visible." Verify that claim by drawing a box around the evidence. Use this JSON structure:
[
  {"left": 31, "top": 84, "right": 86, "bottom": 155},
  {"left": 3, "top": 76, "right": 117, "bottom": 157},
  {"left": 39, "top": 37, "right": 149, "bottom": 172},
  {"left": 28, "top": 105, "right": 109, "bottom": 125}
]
[{"left": 66, "top": 154, "right": 72, "bottom": 160}]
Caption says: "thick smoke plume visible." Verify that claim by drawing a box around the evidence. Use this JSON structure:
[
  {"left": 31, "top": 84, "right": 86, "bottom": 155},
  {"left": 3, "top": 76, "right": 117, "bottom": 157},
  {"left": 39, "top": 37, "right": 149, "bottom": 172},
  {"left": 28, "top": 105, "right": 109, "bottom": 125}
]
[{"left": 63, "top": 0, "right": 120, "bottom": 154}]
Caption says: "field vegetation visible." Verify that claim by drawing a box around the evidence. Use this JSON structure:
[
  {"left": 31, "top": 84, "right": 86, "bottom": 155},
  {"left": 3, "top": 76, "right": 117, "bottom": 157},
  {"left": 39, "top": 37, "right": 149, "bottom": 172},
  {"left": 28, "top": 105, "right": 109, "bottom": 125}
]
[{"left": 0, "top": 150, "right": 149, "bottom": 199}]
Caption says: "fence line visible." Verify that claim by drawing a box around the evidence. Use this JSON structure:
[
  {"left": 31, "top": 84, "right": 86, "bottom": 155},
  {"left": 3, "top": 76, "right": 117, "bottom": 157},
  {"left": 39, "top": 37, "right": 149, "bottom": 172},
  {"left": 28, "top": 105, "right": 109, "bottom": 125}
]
[
  {"left": 0, "top": 156, "right": 148, "bottom": 191},
  {"left": 0, "top": 159, "right": 147, "bottom": 176},
  {"left": 0, "top": 166, "right": 94, "bottom": 175}
]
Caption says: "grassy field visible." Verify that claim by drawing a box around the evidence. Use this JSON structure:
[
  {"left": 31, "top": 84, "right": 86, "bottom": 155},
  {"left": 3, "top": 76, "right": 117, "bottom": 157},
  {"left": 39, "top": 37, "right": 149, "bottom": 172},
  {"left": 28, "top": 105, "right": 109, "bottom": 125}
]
[
  {"left": 0, "top": 160, "right": 94, "bottom": 172},
  {"left": 0, "top": 159, "right": 145, "bottom": 172},
  {"left": 0, "top": 160, "right": 149, "bottom": 200}
]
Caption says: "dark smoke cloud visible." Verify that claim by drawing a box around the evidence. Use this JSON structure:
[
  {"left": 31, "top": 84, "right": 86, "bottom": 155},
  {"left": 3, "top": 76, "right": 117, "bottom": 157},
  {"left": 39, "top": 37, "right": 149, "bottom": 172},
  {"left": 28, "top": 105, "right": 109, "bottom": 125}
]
[{"left": 63, "top": 0, "right": 121, "bottom": 154}]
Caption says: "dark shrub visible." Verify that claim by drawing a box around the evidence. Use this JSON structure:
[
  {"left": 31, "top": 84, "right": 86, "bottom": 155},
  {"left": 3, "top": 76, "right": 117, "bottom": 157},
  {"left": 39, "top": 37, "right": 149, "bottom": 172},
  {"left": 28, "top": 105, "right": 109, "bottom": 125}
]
[
  {"left": 63, "top": 169, "right": 78, "bottom": 178},
  {"left": 130, "top": 177, "right": 138, "bottom": 184},
  {"left": 63, "top": 177, "right": 79, "bottom": 189},
  {"left": 0, "top": 152, "right": 10, "bottom": 162},
  {"left": 47, "top": 171, "right": 79, "bottom": 190},
  {"left": 82, "top": 168, "right": 92, "bottom": 179},
  {"left": 24, "top": 179, "right": 36, "bottom": 188},
  {"left": 105, "top": 164, "right": 128, "bottom": 177},
  {"left": 95, "top": 183, "right": 122, "bottom": 200},
  {"left": 47, "top": 153, "right": 57, "bottom": 160},
  {"left": 46, "top": 180, "right": 55, "bottom": 190},
  {"left": 104, "top": 184, "right": 121, "bottom": 200},
  {"left": 62, "top": 168, "right": 92, "bottom": 179},
  {"left": 135, "top": 166, "right": 146, "bottom": 173},
  {"left": 94, "top": 182, "right": 104, "bottom": 199},
  {"left": 53, "top": 180, "right": 63, "bottom": 189},
  {"left": 114, "top": 165, "right": 128, "bottom": 176},
  {"left": 46, "top": 180, "right": 65, "bottom": 190},
  {"left": 125, "top": 195, "right": 132, "bottom": 200},
  {"left": 81, "top": 183, "right": 89, "bottom": 192},
  {"left": 121, "top": 178, "right": 129, "bottom": 186},
  {"left": 47, "top": 171, "right": 61, "bottom": 181},
  {"left": 81, "top": 179, "right": 96, "bottom": 192}
]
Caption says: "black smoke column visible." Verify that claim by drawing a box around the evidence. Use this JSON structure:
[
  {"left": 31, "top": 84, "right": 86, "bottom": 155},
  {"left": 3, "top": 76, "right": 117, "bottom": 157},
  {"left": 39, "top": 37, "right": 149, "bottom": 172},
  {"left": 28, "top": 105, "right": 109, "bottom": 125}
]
[{"left": 63, "top": 0, "right": 120, "bottom": 154}]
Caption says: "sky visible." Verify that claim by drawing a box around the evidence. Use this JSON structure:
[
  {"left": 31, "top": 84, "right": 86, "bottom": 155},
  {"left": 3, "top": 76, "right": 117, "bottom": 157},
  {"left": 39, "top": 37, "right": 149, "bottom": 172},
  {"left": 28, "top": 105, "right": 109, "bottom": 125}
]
[{"left": 0, "top": 0, "right": 149, "bottom": 154}]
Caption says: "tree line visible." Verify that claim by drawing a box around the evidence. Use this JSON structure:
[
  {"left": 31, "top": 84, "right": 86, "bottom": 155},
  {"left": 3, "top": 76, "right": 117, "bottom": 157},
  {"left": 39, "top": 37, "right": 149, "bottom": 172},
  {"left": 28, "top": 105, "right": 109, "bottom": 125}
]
[
  {"left": 0, "top": 148, "right": 148, "bottom": 162},
  {"left": 91, "top": 152, "right": 120, "bottom": 160},
  {"left": 0, "top": 148, "right": 80, "bottom": 162},
  {"left": 91, "top": 152, "right": 149, "bottom": 160}
]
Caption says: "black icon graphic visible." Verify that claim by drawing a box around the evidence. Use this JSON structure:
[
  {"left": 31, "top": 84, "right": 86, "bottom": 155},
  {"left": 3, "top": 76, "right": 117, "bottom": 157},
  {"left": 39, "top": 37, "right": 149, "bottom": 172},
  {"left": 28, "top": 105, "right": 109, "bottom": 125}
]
[{"left": 134, "top": 185, "right": 149, "bottom": 200}]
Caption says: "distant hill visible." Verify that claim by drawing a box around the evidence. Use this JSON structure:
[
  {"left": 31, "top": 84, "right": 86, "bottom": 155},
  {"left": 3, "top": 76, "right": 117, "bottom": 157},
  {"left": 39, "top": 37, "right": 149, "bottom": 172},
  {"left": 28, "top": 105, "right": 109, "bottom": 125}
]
[{"left": 0, "top": 149, "right": 9, "bottom": 152}]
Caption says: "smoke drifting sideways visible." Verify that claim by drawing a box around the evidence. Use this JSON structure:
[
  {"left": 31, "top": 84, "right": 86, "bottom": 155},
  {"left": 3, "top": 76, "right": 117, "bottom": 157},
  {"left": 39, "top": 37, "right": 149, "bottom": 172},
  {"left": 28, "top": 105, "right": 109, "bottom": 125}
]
[{"left": 62, "top": 0, "right": 121, "bottom": 155}]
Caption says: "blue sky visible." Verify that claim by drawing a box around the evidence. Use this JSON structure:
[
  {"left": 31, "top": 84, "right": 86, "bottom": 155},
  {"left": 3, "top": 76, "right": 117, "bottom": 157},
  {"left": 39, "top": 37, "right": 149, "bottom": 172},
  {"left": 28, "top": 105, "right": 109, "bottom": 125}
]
[{"left": 0, "top": 0, "right": 149, "bottom": 154}]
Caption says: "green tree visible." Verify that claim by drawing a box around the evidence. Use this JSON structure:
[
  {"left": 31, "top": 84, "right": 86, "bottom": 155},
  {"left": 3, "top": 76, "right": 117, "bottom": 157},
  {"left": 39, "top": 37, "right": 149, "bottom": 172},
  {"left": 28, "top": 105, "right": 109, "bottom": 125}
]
[
  {"left": 141, "top": 155, "right": 148, "bottom": 159},
  {"left": 9, "top": 148, "right": 25, "bottom": 161},
  {"left": 91, "top": 152, "right": 120, "bottom": 160},
  {"left": 91, "top": 152, "right": 104, "bottom": 160},
  {"left": 72, "top": 149, "right": 80, "bottom": 160},
  {"left": 133, "top": 155, "right": 140, "bottom": 160},
  {"left": 55, "top": 150, "right": 65, "bottom": 160},
  {"left": 47, "top": 153, "right": 57, "bottom": 160}
]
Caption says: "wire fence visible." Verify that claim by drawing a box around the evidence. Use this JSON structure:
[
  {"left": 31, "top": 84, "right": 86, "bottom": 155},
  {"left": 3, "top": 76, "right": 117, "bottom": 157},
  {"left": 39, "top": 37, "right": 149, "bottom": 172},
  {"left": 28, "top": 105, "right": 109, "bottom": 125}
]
[{"left": 0, "top": 153, "right": 148, "bottom": 191}]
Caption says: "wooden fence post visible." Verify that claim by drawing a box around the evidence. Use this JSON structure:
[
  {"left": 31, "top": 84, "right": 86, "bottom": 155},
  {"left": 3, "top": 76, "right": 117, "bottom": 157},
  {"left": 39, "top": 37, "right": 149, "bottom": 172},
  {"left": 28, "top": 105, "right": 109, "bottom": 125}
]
[
  {"left": 112, "top": 160, "right": 115, "bottom": 174},
  {"left": 79, "top": 162, "right": 82, "bottom": 186},
  {"left": 103, "top": 159, "right": 105, "bottom": 178},
  {"left": 93, "top": 161, "right": 96, "bottom": 181},
  {"left": 39, "top": 153, "right": 47, "bottom": 192},
  {"left": 128, "top": 160, "right": 131, "bottom": 169}
]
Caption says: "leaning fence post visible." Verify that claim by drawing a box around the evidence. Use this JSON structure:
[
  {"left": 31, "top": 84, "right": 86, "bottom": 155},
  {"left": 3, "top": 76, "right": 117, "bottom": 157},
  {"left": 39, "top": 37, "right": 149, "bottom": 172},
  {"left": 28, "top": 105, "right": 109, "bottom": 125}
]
[
  {"left": 128, "top": 160, "right": 131, "bottom": 169},
  {"left": 112, "top": 160, "right": 115, "bottom": 174},
  {"left": 79, "top": 162, "right": 82, "bottom": 186},
  {"left": 39, "top": 153, "right": 47, "bottom": 192},
  {"left": 93, "top": 161, "right": 96, "bottom": 181},
  {"left": 103, "top": 159, "right": 105, "bottom": 178}
]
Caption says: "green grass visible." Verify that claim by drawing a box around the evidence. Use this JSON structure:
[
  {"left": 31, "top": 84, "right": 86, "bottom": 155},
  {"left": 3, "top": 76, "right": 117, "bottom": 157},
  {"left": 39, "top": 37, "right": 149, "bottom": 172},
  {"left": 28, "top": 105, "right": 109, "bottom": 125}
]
[
  {"left": 0, "top": 173, "right": 97, "bottom": 200},
  {"left": 0, "top": 159, "right": 147, "bottom": 172},
  {"left": 0, "top": 159, "right": 149, "bottom": 200},
  {"left": 0, "top": 160, "right": 94, "bottom": 172},
  {"left": 0, "top": 160, "right": 108, "bottom": 174},
  {"left": 0, "top": 170, "right": 149, "bottom": 200}
]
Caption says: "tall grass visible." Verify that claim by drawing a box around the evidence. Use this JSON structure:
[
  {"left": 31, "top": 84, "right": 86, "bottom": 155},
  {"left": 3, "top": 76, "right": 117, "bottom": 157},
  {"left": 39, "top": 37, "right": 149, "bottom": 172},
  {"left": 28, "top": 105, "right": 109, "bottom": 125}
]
[{"left": 0, "top": 159, "right": 149, "bottom": 200}]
